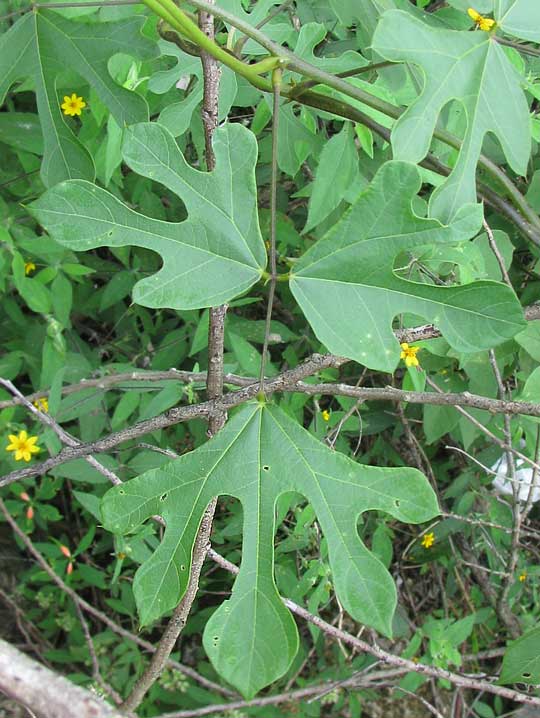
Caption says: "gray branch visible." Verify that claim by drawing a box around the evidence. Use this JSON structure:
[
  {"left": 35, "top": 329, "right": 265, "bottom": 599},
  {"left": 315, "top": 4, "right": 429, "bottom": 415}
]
[{"left": 0, "top": 638, "right": 124, "bottom": 718}]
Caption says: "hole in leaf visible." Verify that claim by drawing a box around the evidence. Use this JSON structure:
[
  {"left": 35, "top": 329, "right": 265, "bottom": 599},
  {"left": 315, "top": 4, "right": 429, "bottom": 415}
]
[
  {"left": 180, "top": 564, "right": 186, "bottom": 571},
  {"left": 160, "top": 493, "right": 168, "bottom": 502},
  {"left": 107, "top": 230, "right": 113, "bottom": 236},
  {"left": 394, "top": 499, "right": 400, "bottom": 507},
  {"left": 262, "top": 465, "right": 270, "bottom": 471},
  {"left": 118, "top": 489, "right": 125, "bottom": 495},
  {"left": 523, "top": 672, "right": 532, "bottom": 678}
]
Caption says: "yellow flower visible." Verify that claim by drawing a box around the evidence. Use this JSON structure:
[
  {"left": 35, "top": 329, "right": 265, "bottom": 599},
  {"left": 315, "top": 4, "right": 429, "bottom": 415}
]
[
  {"left": 467, "top": 7, "right": 496, "bottom": 31},
  {"left": 321, "top": 409, "right": 330, "bottom": 422},
  {"left": 24, "top": 262, "right": 36, "bottom": 276},
  {"left": 6, "top": 430, "right": 40, "bottom": 462},
  {"left": 519, "top": 571, "right": 527, "bottom": 582},
  {"left": 400, "top": 342, "right": 421, "bottom": 368},
  {"left": 421, "top": 532, "right": 435, "bottom": 549},
  {"left": 61, "top": 93, "right": 86, "bottom": 117},
  {"left": 33, "top": 397, "right": 49, "bottom": 413}
]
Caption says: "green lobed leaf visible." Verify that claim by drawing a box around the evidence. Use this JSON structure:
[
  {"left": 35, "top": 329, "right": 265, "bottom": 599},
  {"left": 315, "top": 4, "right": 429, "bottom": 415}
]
[
  {"left": 0, "top": 10, "right": 157, "bottom": 186},
  {"left": 30, "top": 122, "right": 266, "bottom": 309},
  {"left": 101, "top": 401, "right": 439, "bottom": 698},
  {"left": 289, "top": 161, "right": 525, "bottom": 372},
  {"left": 372, "top": 10, "right": 531, "bottom": 222},
  {"left": 500, "top": 625, "right": 540, "bottom": 684}
]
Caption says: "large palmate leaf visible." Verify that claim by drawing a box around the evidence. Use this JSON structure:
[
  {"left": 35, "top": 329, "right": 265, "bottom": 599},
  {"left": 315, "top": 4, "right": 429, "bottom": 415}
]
[
  {"left": 290, "top": 162, "right": 525, "bottom": 372},
  {"left": 372, "top": 10, "right": 531, "bottom": 222},
  {"left": 30, "top": 122, "right": 266, "bottom": 309},
  {"left": 101, "top": 401, "right": 438, "bottom": 697},
  {"left": 0, "top": 10, "right": 156, "bottom": 187}
]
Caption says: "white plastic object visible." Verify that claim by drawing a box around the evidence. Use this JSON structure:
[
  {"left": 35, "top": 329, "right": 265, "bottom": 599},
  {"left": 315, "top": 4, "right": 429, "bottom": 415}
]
[{"left": 491, "top": 455, "right": 540, "bottom": 503}]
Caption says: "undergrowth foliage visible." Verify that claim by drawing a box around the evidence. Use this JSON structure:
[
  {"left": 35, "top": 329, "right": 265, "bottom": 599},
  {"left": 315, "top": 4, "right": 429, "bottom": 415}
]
[{"left": 1, "top": 0, "right": 540, "bottom": 716}]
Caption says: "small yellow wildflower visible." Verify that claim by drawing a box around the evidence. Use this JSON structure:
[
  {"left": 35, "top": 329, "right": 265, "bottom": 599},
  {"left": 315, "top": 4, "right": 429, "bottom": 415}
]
[
  {"left": 321, "top": 409, "right": 330, "bottom": 422},
  {"left": 24, "top": 262, "right": 36, "bottom": 276},
  {"left": 400, "top": 342, "right": 421, "bottom": 368},
  {"left": 519, "top": 571, "right": 527, "bottom": 582},
  {"left": 6, "top": 430, "right": 40, "bottom": 462},
  {"left": 61, "top": 93, "right": 86, "bottom": 117},
  {"left": 421, "top": 532, "right": 435, "bottom": 549},
  {"left": 33, "top": 396, "right": 49, "bottom": 413},
  {"left": 467, "top": 7, "right": 496, "bottom": 31}
]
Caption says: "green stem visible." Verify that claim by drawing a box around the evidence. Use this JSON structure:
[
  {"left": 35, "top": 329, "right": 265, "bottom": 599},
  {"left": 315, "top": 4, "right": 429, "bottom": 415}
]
[
  {"left": 142, "top": 0, "right": 272, "bottom": 90},
  {"left": 261, "top": 270, "right": 291, "bottom": 282}
]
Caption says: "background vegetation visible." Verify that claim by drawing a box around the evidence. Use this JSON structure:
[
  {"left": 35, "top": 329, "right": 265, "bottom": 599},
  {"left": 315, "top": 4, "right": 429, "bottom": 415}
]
[{"left": 1, "top": 0, "right": 540, "bottom": 716}]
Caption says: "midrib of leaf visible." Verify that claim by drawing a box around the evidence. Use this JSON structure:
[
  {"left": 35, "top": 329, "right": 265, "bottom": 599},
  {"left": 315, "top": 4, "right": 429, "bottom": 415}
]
[
  {"left": 246, "top": 406, "right": 264, "bottom": 690},
  {"left": 37, "top": 189, "right": 262, "bottom": 274}
]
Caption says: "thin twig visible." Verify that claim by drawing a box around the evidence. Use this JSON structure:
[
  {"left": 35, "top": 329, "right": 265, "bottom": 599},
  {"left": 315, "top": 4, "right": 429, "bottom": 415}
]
[
  {"left": 7, "top": 364, "right": 540, "bottom": 487},
  {"left": 392, "top": 686, "right": 445, "bottom": 718},
  {"left": 425, "top": 376, "right": 540, "bottom": 474},
  {"left": 3, "top": 304, "right": 540, "bottom": 410},
  {"left": 73, "top": 603, "right": 123, "bottom": 706},
  {"left": 234, "top": 0, "right": 294, "bottom": 55},
  {"left": 259, "top": 67, "right": 282, "bottom": 393},
  {"left": 206, "top": 548, "right": 539, "bottom": 704},
  {"left": 483, "top": 218, "right": 511, "bottom": 286}
]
